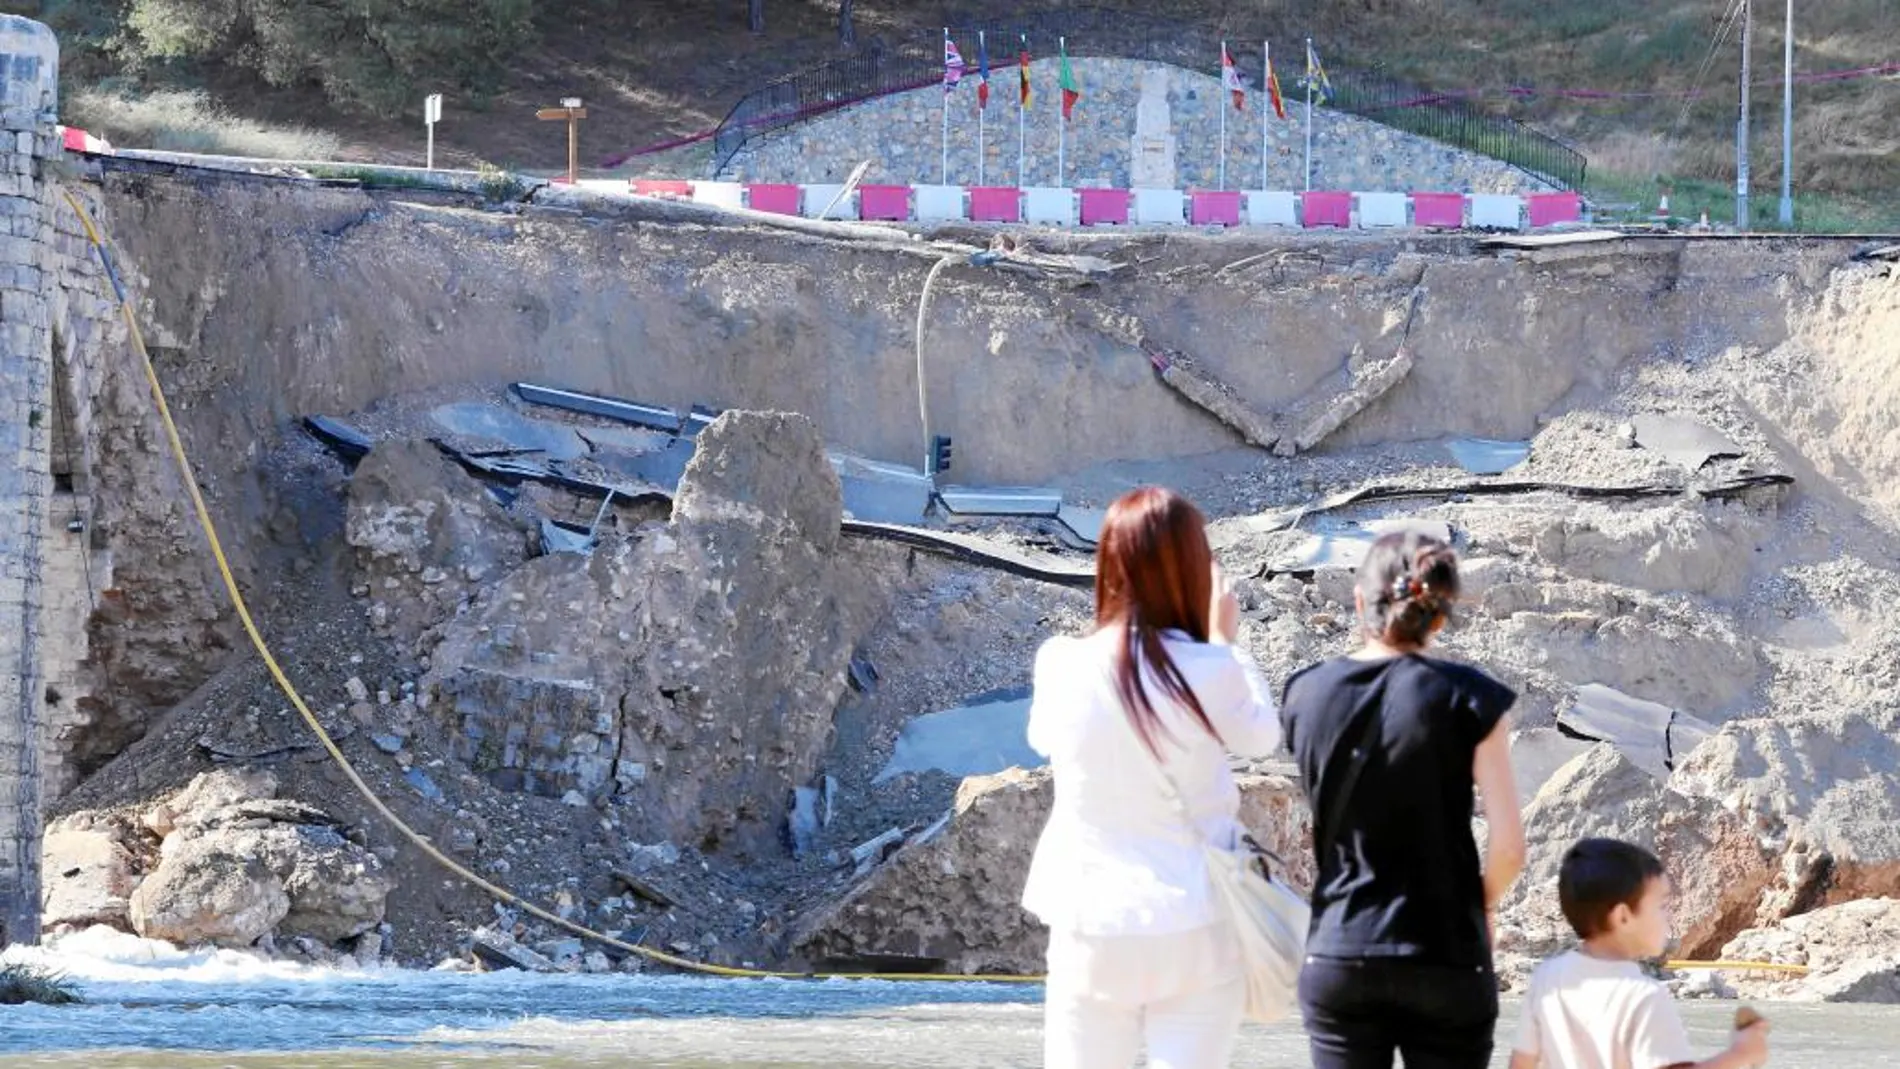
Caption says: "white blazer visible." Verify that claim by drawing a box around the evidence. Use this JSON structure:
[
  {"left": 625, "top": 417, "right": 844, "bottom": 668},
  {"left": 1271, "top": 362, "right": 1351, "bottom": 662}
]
[{"left": 1021, "top": 628, "right": 1282, "bottom": 936}]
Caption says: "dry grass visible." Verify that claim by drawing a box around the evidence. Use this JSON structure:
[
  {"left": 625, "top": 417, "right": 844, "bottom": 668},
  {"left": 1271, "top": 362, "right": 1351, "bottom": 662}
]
[{"left": 66, "top": 88, "right": 341, "bottom": 160}]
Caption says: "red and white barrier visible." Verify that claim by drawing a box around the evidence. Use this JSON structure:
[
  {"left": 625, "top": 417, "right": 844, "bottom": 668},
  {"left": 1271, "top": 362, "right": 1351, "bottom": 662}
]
[
  {"left": 1189, "top": 191, "right": 1242, "bottom": 227},
  {"left": 972, "top": 186, "right": 1025, "bottom": 223},
  {"left": 1079, "top": 188, "right": 1130, "bottom": 226},
  {"left": 914, "top": 184, "right": 965, "bottom": 223},
  {"left": 58, "top": 126, "right": 113, "bottom": 155}
]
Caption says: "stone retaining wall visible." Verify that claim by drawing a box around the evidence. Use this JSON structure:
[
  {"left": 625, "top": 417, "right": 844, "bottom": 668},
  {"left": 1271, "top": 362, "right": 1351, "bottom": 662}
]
[
  {"left": 722, "top": 57, "right": 1552, "bottom": 194},
  {"left": 0, "top": 12, "right": 58, "bottom": 947}
]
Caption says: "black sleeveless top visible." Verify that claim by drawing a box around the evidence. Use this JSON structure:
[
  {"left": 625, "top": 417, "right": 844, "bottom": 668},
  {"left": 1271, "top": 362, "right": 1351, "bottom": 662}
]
[{"left": 1280, "top": 654, "right": 1515, "bottom": 967}]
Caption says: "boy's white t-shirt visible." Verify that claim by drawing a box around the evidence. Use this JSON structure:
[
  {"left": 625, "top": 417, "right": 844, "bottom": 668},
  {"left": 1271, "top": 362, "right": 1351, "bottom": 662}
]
[{"left": 1514, "top": 950, "right": 1699, "bottom": 1069}]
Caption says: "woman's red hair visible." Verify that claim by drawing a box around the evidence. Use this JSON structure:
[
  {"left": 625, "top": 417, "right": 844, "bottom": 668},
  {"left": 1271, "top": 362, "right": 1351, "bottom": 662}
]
[{"left": 1094, "top": 486, "right": 1222, "bottom": 756}]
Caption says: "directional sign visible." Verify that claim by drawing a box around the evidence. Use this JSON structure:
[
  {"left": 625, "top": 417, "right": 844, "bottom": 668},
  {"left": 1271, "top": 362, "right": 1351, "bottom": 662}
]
[{"left": 425, "top": 93, "right": 442, "bottom": 124}]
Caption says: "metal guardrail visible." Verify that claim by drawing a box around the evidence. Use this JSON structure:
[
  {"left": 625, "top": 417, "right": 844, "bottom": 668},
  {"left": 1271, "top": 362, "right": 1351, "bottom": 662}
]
[{"left": 708, "top": 6, "right": 1585, "bottom": 190}]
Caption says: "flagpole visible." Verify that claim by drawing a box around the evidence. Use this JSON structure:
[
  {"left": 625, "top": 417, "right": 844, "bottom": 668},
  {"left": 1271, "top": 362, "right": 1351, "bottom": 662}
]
[
  {"left": 1263, "top": 41, "right": 1271, "bottom": 193},
  {"left": 1057, "top": 37, "right": 1066, "bottom": 187},
  {"left": 941, "top": 28, "right": 951, "bottom": 185},
  {"left": 1303, "top": 37, "right": 1314, "bottom": 192},
  {"left": 977, "top": 31, "right": 986, "bottom": 186},
  {"left": 1219, "top": 41, "right": 1228, "bottom": 191},
  {"left": 1018, "top": 36, "right": 1028, "bottom": 186}
]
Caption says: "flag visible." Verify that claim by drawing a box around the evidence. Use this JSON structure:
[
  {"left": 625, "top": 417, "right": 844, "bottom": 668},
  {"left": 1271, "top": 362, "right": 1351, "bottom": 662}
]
[
  {"left": 977, "top": 30, "right": 990, "bottom": 110},
  {"left": 1221, "top": 42, "right": 1245, "bottom": 111},
  {"left": 1058, "top": 38, "right": 1080, "bottom": 120},
  {"left": 943, "top": 31, "right": 965, "bottom": 92},
  {"left": 1305, "top": 40, "right": 1333, "bottom": 103},
  {"left": 1266, "top": 46, "right": 1287, "bottom": 119},
  {"left": 1019, "top": 35, "right": 1031, "bottom": 106}
]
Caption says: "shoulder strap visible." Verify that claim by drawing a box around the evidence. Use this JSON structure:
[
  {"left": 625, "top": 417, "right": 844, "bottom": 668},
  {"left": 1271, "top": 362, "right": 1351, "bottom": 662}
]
[{"left": 1313, "top": 679, "right": 1387, "bottom": 857}]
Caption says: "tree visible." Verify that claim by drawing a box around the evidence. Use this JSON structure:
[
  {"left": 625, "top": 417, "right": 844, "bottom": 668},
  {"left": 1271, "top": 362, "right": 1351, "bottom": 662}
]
[
  {"left": 124, "top": 0, "right": 536, "bottom": 114},
  {"left": 748, "top": 0, "right": 763, "bottom": 33},
  {"left": 838, "top": 0, "right": 855, "bottom": 46}
]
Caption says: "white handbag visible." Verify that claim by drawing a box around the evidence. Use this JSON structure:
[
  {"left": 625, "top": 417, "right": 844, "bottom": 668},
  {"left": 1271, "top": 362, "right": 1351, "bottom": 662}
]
[{"left": 1125, "top": 719, "right": 1310, "bottom": 1023}]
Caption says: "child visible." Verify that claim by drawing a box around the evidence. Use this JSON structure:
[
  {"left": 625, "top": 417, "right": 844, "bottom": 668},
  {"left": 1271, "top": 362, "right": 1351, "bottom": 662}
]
[{"left": 1510, "top": 838, "right": 1771, "bottom": 1069}]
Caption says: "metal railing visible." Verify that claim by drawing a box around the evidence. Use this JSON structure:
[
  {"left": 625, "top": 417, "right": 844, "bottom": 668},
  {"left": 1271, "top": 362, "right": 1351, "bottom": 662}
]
[{"left": 709, "top": 6, "right": 1585, "bottom": 190}]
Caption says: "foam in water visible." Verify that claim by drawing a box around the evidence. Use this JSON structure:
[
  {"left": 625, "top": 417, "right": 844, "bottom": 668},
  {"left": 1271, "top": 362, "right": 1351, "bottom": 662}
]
[{"left": 1, "top": 924, "right": 369, "bottom": 985}]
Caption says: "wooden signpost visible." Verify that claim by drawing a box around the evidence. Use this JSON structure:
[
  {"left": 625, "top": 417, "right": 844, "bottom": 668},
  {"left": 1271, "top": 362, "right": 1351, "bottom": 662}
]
[{"left": 537, "top": 98, "right": 586, "bottom": 184}]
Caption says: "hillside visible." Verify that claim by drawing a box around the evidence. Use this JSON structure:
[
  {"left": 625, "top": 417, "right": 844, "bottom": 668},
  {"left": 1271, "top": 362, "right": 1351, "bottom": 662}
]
[{"left": 18, "top": 0, "right": 1900, "bottom": 227}]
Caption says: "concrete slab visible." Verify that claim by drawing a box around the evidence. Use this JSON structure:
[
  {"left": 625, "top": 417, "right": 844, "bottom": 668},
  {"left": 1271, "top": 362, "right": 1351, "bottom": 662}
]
[
  {"left": 513, "top": 383, "right": 683, "bottom": 433},
  {"left": 1445, "top": 437, "right": 1532, "bottom": 475},
  {"left": 873, "top": 692, "right": 1042, "bottom": 784},
  {"left": 831, "top": 453, "right": 932, "bottom": 525},
  {"left": 1273, "top": 518, "right": 1454, "bottom": 573},
  {"left": 430, "top": 402, "right": 589, "bottom": 460},
  {"left": 1056, "top": 504, "right": 1106, "bottom": 547},
  {"left": 939, "top": 486, "right": 1062, "bottom": 517},
  {"left": 1559, "top": 683, "right": 1715, "bottom": 780},
  {"left": 1631, "top": 414, "right": 1744, "bottom": 470},
  {"left": 591, "top": 435, "right": 697, "bottom": 489}
]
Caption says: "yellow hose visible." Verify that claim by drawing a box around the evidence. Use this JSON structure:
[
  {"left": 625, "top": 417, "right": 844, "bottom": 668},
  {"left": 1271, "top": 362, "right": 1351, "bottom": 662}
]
[
  {"left": 58, "top": 186, "right": 1815, "bottom": 993},
  {"left": 60, "top": 187, "right": 1038, "bottom": 986},
  {"left": 1664, "top": 960, "right": 1810, "bottom": 975}
]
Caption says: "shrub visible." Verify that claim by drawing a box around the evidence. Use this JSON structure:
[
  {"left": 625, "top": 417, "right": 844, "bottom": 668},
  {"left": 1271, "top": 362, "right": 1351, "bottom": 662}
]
[
  {"left": 0, "top": 964, "right": 83, "bottom": 1006},
  {"left": 67, "top": 87, "right": 342, "bottom": 159}
]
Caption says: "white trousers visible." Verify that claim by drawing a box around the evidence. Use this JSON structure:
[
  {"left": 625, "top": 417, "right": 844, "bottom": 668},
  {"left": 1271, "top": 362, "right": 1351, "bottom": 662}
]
[{"left": 1043, "top": 923, "right": 1246, "bottom": 1069}]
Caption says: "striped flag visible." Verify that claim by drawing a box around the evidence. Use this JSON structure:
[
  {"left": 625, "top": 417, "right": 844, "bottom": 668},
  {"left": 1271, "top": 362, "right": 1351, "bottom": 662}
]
[
  {"left": 1266, "top": 44, "right": 1288, "bottom": 119},
  {"left": 977, "top": 30, "right": 990, "bottom": 110},
  {"left": 1058, "top": 38, "right": 1080, "bottom": 120},
  {"left": 1221, "top": 42, "right": 1245, "bottom": 111},
  {"left": 943, "top": 31, "right": 965, "bottom": 92},
  {"left": 1019, "top": 35, "right": 1031, "bottom": 106},
  {"left": 1305, "top": 40, "right": 1333, "bottom": 103}
]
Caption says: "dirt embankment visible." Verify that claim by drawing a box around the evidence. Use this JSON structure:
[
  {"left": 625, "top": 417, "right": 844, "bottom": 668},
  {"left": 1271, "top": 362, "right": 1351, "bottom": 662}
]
[{"left": 44, "top": 165, "right": 1900, "bottom": 976}]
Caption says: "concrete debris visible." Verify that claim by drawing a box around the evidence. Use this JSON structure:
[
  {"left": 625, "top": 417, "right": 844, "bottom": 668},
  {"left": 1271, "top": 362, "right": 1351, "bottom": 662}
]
[
  {"left": 430, "top": 402, "right": 589, "bottom": 461},
  {"left": 125, "top": 771, "right": 393, "bottom": 949},
  {"left": 1558, "top": 684, "right": 1715, "bottom": 779},
  {"left": 470, "top": 928, "right": 557, "bottom": 972},
  {"left": 872, "top": 692, "right": 1039, "bottom": 785},
  {"left": 1445, "top": 437, "right": 1532, "bottom": 475},
  {"left": 848, "top": 827, "right": 906, "bottom": 874},
  {"left": 422, "top": 410, "right": 889, "bottom": 852},
  {"left": 795, "top": 767, "right": 1311, "bottom": 975},
  {"left": 1278, "top": 345, "right": 1418, "bottom": 457},
  {"left": 1631, "top": 414, "right": 1745, "bottom": 471},
  {"left": 788, "top": 786, "right": 822, "bottom": 858},
  {"left": 1144, "top": 343, "right": 1282, "bottom": 451},
  {"left": 1719, "top": 899, "right": 1900, "bottom": 1004}
]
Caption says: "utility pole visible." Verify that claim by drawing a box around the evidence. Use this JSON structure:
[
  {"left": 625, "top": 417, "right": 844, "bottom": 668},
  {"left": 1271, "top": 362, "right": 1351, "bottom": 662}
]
[
  {"left": 536, "top": 98, "right": 586, "bottom": 185},
  {"left": 1779, "top": 0, "right": 1795, "bottom": 226},
  {"left": 1736, "top": 0, "right": 1752, "bottom": 230}
]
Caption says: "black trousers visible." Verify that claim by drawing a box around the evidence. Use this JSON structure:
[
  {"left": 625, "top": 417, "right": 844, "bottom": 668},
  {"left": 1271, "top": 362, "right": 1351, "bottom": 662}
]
[{"left": 1297, "top": 956, "right": 1500, "bottom": 1069}]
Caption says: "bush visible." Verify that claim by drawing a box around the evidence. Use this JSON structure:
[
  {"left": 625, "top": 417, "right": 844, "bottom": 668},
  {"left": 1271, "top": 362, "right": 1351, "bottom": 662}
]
[
  {"left": 66, "top": 88, "right": 341, "bottom": 159},
  {"left": 122, "top": 0, "right": 536, "bottom": 115},
  {"left": 0, "top": 964, "right": 83, "bottom": 1006}
]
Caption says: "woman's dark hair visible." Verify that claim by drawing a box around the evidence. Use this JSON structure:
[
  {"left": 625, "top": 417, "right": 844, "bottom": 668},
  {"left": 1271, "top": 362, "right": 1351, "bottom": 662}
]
[
  {"left": 1094, "top": 486, "right": 1223, "bottom": 757},
  {"left": 1559, "top": 838, "right": 1666, "bottom": 938},
  {"left": 1355, "top": 529, "right": 1460, "bottom": 648}
]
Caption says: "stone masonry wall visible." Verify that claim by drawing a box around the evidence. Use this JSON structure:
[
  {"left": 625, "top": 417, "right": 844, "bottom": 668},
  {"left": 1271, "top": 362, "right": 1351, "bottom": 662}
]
[
  {"left": 0, "top": 13, "right": 57, "bottom": 947},
  {"left": 722, "top": 57, "right": 1552, "bottom": 194}
]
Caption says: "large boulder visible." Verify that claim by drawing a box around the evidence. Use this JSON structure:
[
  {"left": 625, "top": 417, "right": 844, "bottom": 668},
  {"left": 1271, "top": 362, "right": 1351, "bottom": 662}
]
[
  {"left": 1718, "top": 898, "right": 1900, "bottom": 1004},
  {"left": 1494, "top": 745, "right": 1776, "bottom": 964},
  {"left": 126, "top": 770, "right": 394, "bottom": 948},
  {"left": 1669, "top": 707, "right": 1900, "bottom": 918},
  {"left": 40, "top": 814, "right": 148, "bottom": 931},
  {"left": 791, "top": 767, "right": 1312, "bottom": 976},
  {"left": 423, "top": 411, "right": 887, "bottom": 854},
  {"left": 346, "top": 438, "right": 531, "bottom": 643}
]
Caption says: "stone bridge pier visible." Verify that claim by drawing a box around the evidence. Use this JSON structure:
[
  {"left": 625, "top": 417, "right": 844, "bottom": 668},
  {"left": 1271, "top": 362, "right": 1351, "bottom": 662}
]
[{"left": 0, "top": 13, "right": 58, "bottom": 949}]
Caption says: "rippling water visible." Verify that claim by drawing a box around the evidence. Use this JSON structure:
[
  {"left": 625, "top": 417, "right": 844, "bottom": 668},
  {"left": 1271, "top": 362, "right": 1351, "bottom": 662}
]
[{"left": 3, "top": 929, "right": 1893, "bottom": 1067}]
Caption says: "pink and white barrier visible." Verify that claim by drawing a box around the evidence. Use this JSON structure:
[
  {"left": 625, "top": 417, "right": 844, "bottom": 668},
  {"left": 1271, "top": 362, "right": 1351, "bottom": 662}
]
[{"left": 616, "top": 179, "right": 1579, "bottom": 232}]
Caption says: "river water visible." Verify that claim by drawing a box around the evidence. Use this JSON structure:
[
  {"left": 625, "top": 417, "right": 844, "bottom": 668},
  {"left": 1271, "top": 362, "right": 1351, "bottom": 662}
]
[{"left": 3, "top": 929, "right": 1894, "bottom": 1067}]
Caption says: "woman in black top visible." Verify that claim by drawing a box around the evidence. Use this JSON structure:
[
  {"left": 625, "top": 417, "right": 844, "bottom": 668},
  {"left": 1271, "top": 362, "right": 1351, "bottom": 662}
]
[{"left": 1280, "top": 531, "right": 1526, "bottom": 1069}]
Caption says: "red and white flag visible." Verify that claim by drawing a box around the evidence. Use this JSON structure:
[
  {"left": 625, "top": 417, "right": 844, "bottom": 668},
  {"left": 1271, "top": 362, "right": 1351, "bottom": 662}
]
[{"left": 1221, "top": 42, "right": 1246, "bottom": 111}]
